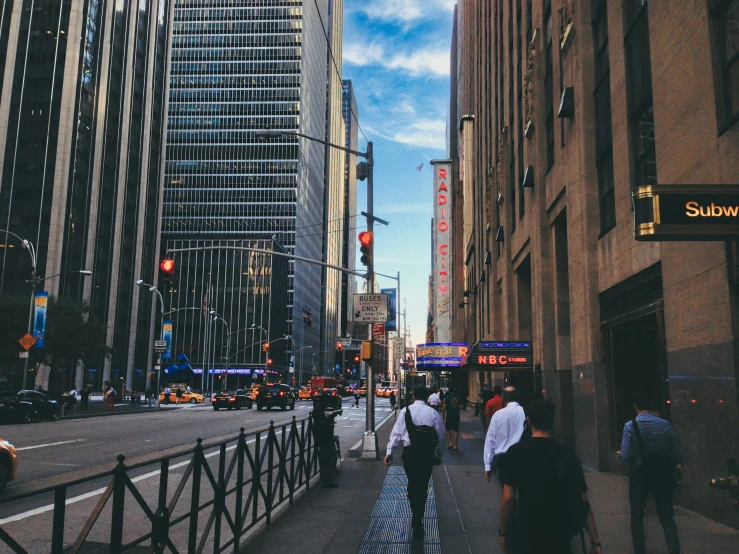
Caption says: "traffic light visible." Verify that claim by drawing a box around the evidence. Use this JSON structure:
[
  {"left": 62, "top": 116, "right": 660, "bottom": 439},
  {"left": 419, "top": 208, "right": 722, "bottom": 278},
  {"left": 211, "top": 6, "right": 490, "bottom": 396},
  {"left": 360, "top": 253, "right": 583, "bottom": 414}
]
[
  {"left": 361, "top": 341, "right": 372, "bottom": 361},
  {"left": 358, "top": 231, "right": 373, "bottom": 268},
  {"left": 336, "top": 341, "right": 343, "bottom": 351},
  {"left": 262, "top": 342, "right": 270, "bottom": 352},
  {"left": 267, "top": 358, "right": 273, "bottom": 365},
  {"left": 160, "top": 258, "right": 175, "bottom": 287},
  {"left": 354, "top": 355, "right": 360, "bottom": 363}
]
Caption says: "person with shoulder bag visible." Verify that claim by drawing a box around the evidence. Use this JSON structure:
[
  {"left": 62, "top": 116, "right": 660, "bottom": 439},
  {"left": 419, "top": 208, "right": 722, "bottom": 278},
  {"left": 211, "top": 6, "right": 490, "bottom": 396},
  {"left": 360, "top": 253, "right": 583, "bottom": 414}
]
[
  {"left": 620, "top": 393, "right": 683, "bottom": 554},
  {"left": 385, "top": 386, "right": 446, "bottom": 538}
]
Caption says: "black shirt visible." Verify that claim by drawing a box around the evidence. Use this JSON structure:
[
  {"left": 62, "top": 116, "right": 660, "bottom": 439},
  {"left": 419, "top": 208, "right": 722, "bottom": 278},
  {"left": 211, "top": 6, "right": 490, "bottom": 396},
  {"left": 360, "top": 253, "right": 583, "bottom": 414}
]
[
  {"left": 313, "top": 409, "right": 335, "bottom": 445},
  {"left": 499, "top": 437, "right": 588, "bottom": 554}
]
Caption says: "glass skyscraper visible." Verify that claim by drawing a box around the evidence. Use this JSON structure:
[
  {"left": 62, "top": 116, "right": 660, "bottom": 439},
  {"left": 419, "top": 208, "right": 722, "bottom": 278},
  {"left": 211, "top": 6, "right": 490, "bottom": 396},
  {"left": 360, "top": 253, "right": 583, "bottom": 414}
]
[{"left": 164, "top": 0, "right": 341, "bottom": 378}]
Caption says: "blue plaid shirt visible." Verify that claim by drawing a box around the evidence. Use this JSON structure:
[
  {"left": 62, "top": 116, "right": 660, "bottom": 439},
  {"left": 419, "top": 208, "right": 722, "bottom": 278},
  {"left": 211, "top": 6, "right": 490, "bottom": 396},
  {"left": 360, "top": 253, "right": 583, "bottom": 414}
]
[{"left": 619, "top": 412, "right": 683, "bottom": 464}]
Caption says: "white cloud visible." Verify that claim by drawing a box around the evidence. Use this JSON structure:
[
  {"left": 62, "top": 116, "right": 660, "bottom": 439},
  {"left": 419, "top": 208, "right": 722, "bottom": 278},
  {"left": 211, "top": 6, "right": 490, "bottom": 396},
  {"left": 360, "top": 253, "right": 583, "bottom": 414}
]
[
  {"left": 359, "top": 0, "right": 455, "bottom": 24},
  {"left": 344, "top": 42, "right": 449, "bottom": 77}
]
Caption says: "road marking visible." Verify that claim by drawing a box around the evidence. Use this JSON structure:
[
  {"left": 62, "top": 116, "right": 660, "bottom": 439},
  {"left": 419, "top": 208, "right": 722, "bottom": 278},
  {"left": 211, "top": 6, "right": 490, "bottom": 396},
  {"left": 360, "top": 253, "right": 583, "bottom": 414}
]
[
  {"left": 16, "top": 439, "right": 86, "bottom": 451},
  {"left": 41, "top": 463, "right": 80, "bottom": 467},
  {"left": 0, "top": 431, "right": 282, "bottom": 525}
]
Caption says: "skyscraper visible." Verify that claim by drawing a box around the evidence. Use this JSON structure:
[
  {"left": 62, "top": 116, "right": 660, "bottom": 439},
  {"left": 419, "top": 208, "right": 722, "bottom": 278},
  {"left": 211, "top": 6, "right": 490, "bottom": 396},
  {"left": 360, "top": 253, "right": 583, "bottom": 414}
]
[
  {"left": 0, "top": 0, "right": 173, "bottom": 392},
  {"left": 163, "top": 0, "right": 343, "bottom": 379},
  {"left": 341, "top": 79, "right": 358, "bottom": 338}
]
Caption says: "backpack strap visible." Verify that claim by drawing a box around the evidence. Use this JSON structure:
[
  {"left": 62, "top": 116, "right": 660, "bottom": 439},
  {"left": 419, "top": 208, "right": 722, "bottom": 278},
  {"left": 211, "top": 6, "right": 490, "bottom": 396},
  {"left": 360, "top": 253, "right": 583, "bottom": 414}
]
[
  {"left": 404, "top": 406, "right": 416, "bottom": 431},
  {"left": 631, "top": 417, "right": 645, "bottom": 460}
]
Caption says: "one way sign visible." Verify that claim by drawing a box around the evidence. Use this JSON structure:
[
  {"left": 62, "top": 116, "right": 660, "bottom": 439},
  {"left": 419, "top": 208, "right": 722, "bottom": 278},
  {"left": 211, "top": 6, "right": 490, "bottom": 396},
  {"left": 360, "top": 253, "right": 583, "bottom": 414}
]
[{"left": 353, "top": 293, "right": 389, "bottom": 323}]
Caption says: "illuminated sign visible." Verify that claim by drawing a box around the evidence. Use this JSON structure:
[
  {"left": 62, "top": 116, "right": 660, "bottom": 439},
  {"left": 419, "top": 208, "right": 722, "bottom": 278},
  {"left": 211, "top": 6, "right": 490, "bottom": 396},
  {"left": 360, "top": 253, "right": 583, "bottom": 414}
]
[
  {"left": 432, "top": 160, "right": 454, "bottom": 342},
  {"left": 416, "top": 343, "right": 468, "bottom": 368},
  {"left": 464, "top": 341, "right": 534, "bottom": 371},
  {"left": 633, "top": 185, "right": 739, "bottom": 241}
]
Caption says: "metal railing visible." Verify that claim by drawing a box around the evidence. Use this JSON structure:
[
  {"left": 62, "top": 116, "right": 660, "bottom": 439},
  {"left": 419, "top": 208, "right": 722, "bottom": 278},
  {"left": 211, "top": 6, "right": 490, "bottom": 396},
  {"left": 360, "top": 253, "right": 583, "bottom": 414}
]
[{"left": 0, "top": 415, "right": 319, "bottom": 553}]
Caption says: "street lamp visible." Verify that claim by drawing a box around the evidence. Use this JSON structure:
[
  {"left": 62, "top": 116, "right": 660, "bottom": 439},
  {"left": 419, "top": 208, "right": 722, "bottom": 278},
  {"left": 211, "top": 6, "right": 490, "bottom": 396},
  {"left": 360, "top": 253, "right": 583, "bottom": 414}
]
[
  {"left": 295, "top": 345, "right": 312, "bottom": 385},
  {"left": 255, "top": 130, "right": 380, "bottom": 459},
  {"left": 211, "top": 311, "right": 230, "bottom": 392},
  {"left": 136, "top": 279, "right": 165, "bottom": 406}
]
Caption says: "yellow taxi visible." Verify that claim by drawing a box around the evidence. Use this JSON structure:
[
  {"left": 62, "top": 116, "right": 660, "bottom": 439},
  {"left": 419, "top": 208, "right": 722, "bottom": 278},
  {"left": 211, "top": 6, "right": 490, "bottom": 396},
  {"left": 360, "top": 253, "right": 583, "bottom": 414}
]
[
  {"left": 249, "top": 385, "right": 261, "bottom": 401},
  {"left": 0, "top": 437, "right": 18, "bottom": 492},
  {"left": 159, "top": 388, "right": 205, "bottom": 404},
  {"left": 298, "top": 386, "right": 312, "bottom": 400}
]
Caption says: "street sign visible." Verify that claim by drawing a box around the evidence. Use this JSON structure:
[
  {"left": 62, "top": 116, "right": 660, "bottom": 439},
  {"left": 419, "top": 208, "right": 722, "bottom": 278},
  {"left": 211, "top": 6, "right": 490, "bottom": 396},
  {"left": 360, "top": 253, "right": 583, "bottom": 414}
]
[
  {"left": 154, "top": 340, "right": 167, "bottom": 353},
  {"left": 18, "top": 333, "right": 36, "bottom": 351},
  {"left": 393, "top": 336, "right": 404, "bottom": 353},
  {"left": 373, "top": 323, "right": 385, "bottom": 336},
  {"left": 353, "top": 293, "right": 389, "bottom": 323},
  {"left": 18, "top": 351, "right": 29, "bottom": 359}
]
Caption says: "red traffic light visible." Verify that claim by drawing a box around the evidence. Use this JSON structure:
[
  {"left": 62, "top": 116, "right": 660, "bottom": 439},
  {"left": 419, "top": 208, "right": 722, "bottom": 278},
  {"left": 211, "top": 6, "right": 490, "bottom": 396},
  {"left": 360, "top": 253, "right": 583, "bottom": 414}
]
[
  {"left": 358, "top": 231, "right": 373, "bottom": 246},
  {"left": 267, "top": 358, "right": 273, "bottom": 365},
  {"left": 160, "top": 259, "right": 175, "bottom": 273},
  {"left": 337, "top": 341, "right": 343, "bottom": 351},
  {"left": 354, "top": 355, "right": 360, "bottom": 362}
]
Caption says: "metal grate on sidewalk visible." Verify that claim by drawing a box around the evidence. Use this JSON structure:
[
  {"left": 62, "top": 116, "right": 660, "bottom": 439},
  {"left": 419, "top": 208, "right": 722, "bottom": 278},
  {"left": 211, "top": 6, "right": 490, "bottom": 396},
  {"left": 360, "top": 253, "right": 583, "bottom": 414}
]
[{"left": 357, "top": 466, "right": 441, "bottom": 554}]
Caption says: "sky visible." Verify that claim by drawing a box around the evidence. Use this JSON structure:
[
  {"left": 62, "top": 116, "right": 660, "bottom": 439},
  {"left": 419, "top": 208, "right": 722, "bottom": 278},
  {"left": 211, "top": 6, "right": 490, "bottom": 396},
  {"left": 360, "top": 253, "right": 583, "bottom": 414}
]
[{"left": 343, "top": 0, "right": 454, "bottom": 348}]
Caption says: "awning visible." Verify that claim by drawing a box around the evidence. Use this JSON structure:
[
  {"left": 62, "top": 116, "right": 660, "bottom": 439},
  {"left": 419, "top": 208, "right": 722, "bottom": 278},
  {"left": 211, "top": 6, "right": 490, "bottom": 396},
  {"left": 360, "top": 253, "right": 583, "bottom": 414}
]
[{"left": 463, "top": 341, "right": 533, "bottom": 371}]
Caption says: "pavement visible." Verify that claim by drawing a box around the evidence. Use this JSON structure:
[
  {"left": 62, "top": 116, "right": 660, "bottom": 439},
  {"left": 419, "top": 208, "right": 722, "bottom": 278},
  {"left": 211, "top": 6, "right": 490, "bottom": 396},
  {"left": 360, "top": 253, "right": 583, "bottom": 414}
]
[{"left": 243, "top": 407, "right": 739, "bottom": 554}]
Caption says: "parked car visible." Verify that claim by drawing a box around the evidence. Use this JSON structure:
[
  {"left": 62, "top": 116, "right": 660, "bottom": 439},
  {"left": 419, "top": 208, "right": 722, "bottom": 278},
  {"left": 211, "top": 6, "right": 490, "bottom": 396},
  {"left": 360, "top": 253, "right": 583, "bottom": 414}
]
[
  {"left": 256, "top": 384, "right": 296, "bottom": 411},
  {"left": 159, "top": 389, "right": 205, "bottom": 404},
  {"left": 0, "top": 437, "right": 18, "bottom": 492},
  {"left": 212, "top": 389, "right": 253, "bottom": 411},
  {"left": 0, "top": 390, "right": 60, "bottom": 423},
  {"left": 314, "top": 388, "right": 342, "bottom": 410},
  {"left": 298, "top": 386, "right": 312, "bottom": 400}
]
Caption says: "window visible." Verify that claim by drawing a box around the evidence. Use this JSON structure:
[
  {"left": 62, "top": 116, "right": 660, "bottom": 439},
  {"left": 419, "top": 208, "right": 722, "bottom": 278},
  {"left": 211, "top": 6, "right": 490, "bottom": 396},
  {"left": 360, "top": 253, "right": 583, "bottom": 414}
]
[
  {"left": 713, "top": 0, "right": 739, "bottom": 129},
  {"left": 544, "top": 1, "right": 555, "bottom": 170},
  {"left": 593, "top": 0, "right": 616, "bottom": 233},
  {"left": 624, "top": 0, "right": 657, "bottom": 188}
]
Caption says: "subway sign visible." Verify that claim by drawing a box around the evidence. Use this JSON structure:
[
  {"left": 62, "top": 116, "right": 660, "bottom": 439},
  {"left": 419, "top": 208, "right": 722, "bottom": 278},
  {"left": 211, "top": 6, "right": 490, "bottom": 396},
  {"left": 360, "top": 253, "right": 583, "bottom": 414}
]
[
  {"left": 633, "top": 185, "right": 739, "bottom": 241},
  {"left": 464, "top": 341, "right": 533, "bottom": 371}
]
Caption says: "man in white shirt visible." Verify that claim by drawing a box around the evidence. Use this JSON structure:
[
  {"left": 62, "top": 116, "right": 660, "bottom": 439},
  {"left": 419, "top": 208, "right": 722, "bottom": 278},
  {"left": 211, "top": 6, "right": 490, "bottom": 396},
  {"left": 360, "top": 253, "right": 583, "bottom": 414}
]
[
  {"left": 484, "top": 387, "right": 526, "bottom": 487},
  {"left": 427, "top": 388, "right": 441, "bottom": 411},
  {"left": 385, "top": 386, "right": 446, "bottom": 536}
]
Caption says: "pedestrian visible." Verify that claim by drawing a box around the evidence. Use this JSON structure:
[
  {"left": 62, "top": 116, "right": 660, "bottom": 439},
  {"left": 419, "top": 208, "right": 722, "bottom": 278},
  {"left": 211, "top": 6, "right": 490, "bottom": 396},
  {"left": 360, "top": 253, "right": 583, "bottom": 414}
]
[
  {"left": 427, "top": 387, "right": 441, "bottom": 411},
  {"left": 496, "top": 398, "right": 602, "bottom": 554},
  {"left": 80, "top": 386, "right": 89, "bottom": 411},
  {"left": 130, "top": 390, "right": 136, "bottom": 406},
  {"left": 438, "top": 388, "right": 446, "bottom": 405},
  {"left": 313, "top": 392, "right": 341, "bottom": 488},
  {"left": 484, "top": 385, "right": 504, "bottom": 430},
  {"left": 442, "top": 387, "right": 462, "bottom": 450},
  {"left": 484, "top": 387, "right": 526, "bottom": 487},
  {"left": 384, "top": 386, "right": 445, "bottom": 538},
  {"left": 389, "top": 389, "right": 397, "bottom": 414},
  {"left": 175, "top": 387, "right": 183, "bottom": 405},
  {"left": 164, "top": 386, "right": 171, "bottom": 405},
  {"left": 620, "top": 392, "right": 683, "bottom": 554},
  {"left": 107, "top": 385, "right": 116, "bottom": 409},
  {"left": 354, "top": 389, "right": 360, "bottom": 408},
  {"left": 478, "top": 387, "right": 494, "bottom": 426}
]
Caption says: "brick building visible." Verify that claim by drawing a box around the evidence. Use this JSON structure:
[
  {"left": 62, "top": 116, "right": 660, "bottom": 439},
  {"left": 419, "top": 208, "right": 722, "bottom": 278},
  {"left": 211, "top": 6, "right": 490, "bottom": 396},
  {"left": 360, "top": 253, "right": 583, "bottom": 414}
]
[{"left": 449, "top": 0, "right": 739, "bottom": 527}]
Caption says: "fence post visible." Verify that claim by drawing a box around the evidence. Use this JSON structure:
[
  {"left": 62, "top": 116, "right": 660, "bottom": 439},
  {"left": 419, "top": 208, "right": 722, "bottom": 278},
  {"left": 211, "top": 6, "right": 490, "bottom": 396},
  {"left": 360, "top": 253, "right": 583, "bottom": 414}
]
[
  {"left": 279, "top": 422, "right": 287, "bottom": 502},
  {"left": 306, "top": 413, "right": 314, "bottom": 488},
  {"left": 110, "top": 455, "right": 127, "bottom": 554},
  {"left": 234, "top": 427, "right": 246, "bottom": 554},
  {"left": 265, "top": 421, "right": 275, "bottom": 525},
  {"left": 214, "top": 443, "right": 226, "bottom": 552},
  {"left": 289, "top": 417, "right": 297, "bottom": 504},
  {"left": 51, "top": 486, "right": 67, "bottom": 554},
  {"left": 188, "top": 438, "right": 203, "bottom": 554},
  {"left": 252, "top": 431, "right": 260, "bottom": 526},
  {"left": 151, "top": 459, "right": 170, "bottom": 554}
]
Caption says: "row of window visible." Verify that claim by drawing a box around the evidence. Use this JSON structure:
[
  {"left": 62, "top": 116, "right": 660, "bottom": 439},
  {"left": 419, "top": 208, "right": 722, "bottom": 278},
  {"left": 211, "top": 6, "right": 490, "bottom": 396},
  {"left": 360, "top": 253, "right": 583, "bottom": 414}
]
[
  {"left": 170, "top": 76, "right": 300, "bottom": 88},
  {"left": 164, "top": 203, "right": 297, "bottom": 218},
  {"left": 172, "top": 35, "right": 300, "bottom": 48},
  {"left": 169, "top": 102, "right": 299, "bottom": 115},
  {"left": 165, "top": 160, "right": 298, "bottom": 173},
  {"left": 173, "top": 21, "right": 302, "bottom": 34},
  {"left": 171, "top": 47, "right": 301, "bottom": 61},
  {"left": 174, "top": 8, "right": 302, "bottom": 21},
  {"left": 170, "top": 89, "right": 299, "bottom": 101},
  {"left": 170, "top": 61, "right": 301, "bottom": 74},
  {"left": 168, "top": 115, "right": 299, "bottom": 130},
  {"left": 176, "top": 0, "right": 302, "bottom": 7},
  {"left": 162, "top": 217, "right": 297, "bottom": 231},
  {"left": 164, "top": 188, "right": 298, "bottom": 202}
]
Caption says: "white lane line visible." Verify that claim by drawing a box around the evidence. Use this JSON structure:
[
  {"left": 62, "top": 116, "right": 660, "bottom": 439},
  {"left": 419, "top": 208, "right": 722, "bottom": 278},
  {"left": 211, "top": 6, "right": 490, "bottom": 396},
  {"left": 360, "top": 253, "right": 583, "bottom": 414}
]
[
  {"left": 0, "top": 431, "right": 283, "bottom": 525},
  {"left": 41, "top": 463, "right": 80, "bottom": 468},
  {"left": 16, "top": 439, "right": 86, "bottom": 451}
]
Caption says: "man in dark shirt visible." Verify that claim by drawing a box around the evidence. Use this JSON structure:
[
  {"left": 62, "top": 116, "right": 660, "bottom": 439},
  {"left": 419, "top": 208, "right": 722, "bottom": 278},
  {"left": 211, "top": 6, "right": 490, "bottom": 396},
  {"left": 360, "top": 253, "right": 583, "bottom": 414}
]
[
  {"left": 442, "top": 387, "right": 462, "bottom": 450},
  {"left": 620, "top": 392, "right": 683, "bottom": 554},
  {"left": 498, "top": 398, "right": 602, "bottom": 554},
  {"left": 313, "top": 392, "right": 340, "bottom": 488}
]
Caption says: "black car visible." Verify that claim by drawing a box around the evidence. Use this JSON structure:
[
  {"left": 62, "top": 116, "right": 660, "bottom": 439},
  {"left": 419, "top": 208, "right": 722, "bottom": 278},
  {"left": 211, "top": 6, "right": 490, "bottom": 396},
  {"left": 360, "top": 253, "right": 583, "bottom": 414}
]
[
  {"left": 0, "top": 390, "right": 60, "bottom": 423},
  {"left": 256, "top": 384, "right": 296, "bottom": 411},
  {"left": 212, "top": 389, "right": 253, "bottom": 411},
  {"left": 314, "top": 388, "right": 342, "bottom": 410}
]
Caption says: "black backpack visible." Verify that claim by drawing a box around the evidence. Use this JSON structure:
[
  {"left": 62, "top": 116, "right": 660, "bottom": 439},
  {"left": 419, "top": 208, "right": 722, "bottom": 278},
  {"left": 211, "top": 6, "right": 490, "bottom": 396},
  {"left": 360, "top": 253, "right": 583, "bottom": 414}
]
[{"left": 405, "top": 407, "right": 442, "bottom": 465}]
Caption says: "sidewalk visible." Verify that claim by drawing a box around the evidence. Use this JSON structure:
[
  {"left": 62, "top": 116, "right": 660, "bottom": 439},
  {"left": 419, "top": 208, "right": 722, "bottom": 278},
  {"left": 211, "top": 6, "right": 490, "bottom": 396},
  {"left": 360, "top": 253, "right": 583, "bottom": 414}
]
[
  {"left": 60, "top": 399, "right": 184, "bottom": 419},
  {"left": 243, "top": 407, "right": 739, "bottom": 553}
]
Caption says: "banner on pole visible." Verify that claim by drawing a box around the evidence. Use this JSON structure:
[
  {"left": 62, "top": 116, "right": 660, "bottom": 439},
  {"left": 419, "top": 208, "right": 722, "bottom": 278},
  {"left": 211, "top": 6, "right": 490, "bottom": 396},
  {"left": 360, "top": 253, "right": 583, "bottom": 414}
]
[
  {"left": 381, "top": 288, "right": 397, "bottom": 331},
  {"left": 162, "top": 320, "right": 173, "bottom": 359},
  {"left": 32, "top": 292, "right": 49, "bottom": 347}
]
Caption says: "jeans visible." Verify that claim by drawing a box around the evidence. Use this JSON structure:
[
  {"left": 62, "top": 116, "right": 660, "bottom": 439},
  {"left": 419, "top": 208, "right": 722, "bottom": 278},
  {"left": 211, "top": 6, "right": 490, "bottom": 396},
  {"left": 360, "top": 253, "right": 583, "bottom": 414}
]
[
  {"left": 402, "top": 447, "right": 434, "bottom": 526},
  {"left": 318, "top": 441, "right": 336, "bottom": 484},
  {"left": 629, "top": 475, "right": 680, "bottom": 554}
]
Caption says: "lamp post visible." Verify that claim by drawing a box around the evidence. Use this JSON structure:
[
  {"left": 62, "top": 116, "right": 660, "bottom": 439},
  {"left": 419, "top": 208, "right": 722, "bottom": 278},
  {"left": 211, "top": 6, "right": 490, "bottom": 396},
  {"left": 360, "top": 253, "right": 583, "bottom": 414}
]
[
  {"left": 295, "top": 345, "right": 312, "bottom": 385},
  {"left": 211, "top": 311, "right": 230, "bottom": 391},
  {"left": 136, "top": 279, "right": 165, "bottom": 406},
  {"left": 255, "top": 129, "right": 380, "bottom": 459}
]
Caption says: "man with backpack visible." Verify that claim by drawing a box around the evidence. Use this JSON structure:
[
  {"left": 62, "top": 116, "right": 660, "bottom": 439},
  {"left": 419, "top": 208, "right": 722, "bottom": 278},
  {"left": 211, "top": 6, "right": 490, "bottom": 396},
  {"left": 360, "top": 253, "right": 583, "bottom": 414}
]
[
  {"left": 497, "top": 398, "right": 602, "bottom": 554},
  {"left": 620, "top": 392, "right": 683, "bottom": 554},
  {"left": 484, "top": 387, "right": 526, "bottom": 487},
  {"left": 384, "top": 386, "right": 446, "bottom": 537}
]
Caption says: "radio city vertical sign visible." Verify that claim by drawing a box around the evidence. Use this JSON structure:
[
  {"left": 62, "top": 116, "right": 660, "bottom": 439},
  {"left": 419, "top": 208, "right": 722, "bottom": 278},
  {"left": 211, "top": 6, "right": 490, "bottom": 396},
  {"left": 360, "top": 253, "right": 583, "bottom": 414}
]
[
  {"left": 633, "top": 185, "right": 739, "bottom": 241},
  {"left": 432, "top": 160, "right": 453, "bottom": 343}
]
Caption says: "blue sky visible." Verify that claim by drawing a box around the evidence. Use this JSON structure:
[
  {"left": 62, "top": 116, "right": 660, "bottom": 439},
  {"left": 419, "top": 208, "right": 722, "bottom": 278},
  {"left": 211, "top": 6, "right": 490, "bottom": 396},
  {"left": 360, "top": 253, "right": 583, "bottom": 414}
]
[{"left": 343, "top": 0, "right": 454, "bottom": 348}]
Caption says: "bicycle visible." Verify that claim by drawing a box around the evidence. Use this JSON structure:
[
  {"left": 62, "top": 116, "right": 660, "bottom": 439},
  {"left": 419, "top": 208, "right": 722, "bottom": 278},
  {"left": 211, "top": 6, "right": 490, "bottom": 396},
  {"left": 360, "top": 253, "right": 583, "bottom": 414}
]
[{"left": 334, "top": 434, "right": 341, "bottom": 473}]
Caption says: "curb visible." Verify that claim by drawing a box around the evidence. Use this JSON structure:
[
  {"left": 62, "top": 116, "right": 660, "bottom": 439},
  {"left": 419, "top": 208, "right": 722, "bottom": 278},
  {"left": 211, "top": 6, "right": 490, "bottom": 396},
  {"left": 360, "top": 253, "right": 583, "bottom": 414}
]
[
  {"left": 60, "top": 405, "right": 185, "bottom": 420},
  {"left": 348, "top": 409, "right": 396, "bottom": 459}
]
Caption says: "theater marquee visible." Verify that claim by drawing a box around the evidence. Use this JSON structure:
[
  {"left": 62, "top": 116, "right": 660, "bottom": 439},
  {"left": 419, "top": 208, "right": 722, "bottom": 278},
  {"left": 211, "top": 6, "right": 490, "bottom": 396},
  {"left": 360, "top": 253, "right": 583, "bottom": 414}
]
[
  {"left": 432, "top": 160, "right": 454, "bottom": 342},
  {"left": 464, "top": 341, "right": 534, "bottom": 371},
  {"left": 633, "top": 185, "right": 739, "bottom": 241}
]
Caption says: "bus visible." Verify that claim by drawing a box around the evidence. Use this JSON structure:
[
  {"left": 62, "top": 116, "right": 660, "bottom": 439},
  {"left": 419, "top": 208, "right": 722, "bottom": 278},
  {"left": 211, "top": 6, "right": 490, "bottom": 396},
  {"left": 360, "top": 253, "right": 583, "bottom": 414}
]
[{"left": 308, "top": 377, "right": 338, "bottom": 398}]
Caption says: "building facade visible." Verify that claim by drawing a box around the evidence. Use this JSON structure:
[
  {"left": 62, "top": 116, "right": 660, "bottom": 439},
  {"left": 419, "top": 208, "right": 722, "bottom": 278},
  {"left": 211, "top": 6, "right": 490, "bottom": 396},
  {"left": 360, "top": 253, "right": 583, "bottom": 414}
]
[
  {"left": 341, "top": 79, "right": 358, "bottom": 338},
  {"left": 450, "top": 0, "right": 739, "bottom": 527},
  {"left": 163, "top": 0, "right": 339, "bottom": 380},
  {"left": 0, "top": 0, "right": 173, "bottom": 392}
]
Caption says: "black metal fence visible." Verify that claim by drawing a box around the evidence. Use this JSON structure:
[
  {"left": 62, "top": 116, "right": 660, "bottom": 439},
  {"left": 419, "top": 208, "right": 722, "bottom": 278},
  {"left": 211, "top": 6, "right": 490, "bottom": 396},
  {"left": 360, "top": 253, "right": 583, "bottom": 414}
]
[{"left": 0, "top": 415, "right": 319, "bottom": 553}]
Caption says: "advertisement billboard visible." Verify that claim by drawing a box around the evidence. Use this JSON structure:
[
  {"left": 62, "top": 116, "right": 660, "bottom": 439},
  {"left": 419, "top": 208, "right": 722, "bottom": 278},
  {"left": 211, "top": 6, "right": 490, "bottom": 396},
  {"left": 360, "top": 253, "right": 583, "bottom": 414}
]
[
  {"left": 381, "top": 287, "right": 397, "bottom": 331},
  {"left": 32, "top": 292, "right": 49, "bottom": 347}
]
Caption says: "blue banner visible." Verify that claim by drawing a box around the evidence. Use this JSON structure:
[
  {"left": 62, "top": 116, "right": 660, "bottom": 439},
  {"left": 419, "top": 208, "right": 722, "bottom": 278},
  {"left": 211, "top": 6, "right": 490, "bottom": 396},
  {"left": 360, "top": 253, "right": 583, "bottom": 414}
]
[
  {"left": 32, "top": 292, "right": 49, "bottom": 347},
  {"left": 381, "top": 288, "right": 397, "bottom": 331},
  {"left": 162, "top": 320, "right": 173, "bottom": 359}
]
